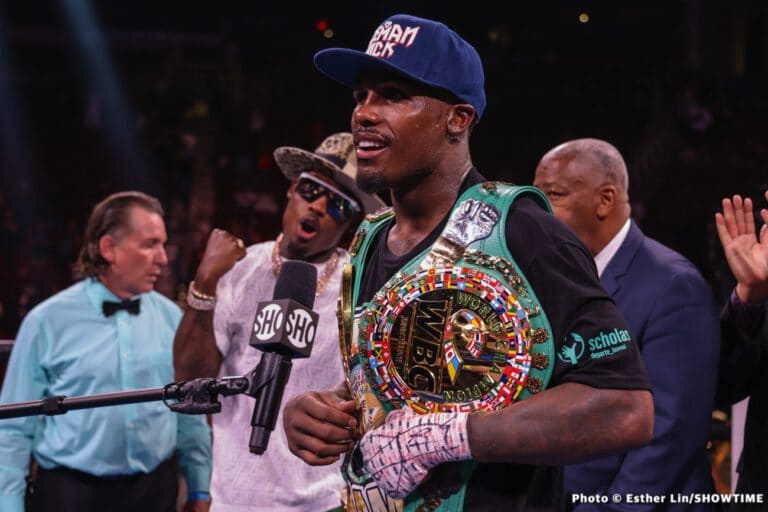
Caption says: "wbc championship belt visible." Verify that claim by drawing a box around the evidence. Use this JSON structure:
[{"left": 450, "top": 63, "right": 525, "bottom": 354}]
[{"left": 338, "top": 184, "right": 554, "bottom": 512}]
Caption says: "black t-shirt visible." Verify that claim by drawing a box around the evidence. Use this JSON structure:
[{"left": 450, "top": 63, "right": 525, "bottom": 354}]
[{"left": 355, "top": 169, "right": 650, "bottom": 509}]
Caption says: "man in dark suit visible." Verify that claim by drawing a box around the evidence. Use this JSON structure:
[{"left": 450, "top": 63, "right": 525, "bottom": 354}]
[
  {"left": 715, "top": 191, "right": 768, "bottom": 501},
  {"left": 534, "top": 138, "right": 720, "bottom": 510}
]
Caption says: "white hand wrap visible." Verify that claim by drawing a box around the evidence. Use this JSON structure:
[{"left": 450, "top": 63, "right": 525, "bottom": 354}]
[{"left": 359, "top": 407, "right": 472, "bottom": 499}]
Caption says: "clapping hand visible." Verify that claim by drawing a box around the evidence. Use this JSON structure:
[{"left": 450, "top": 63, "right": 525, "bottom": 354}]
[{"left": 715, "top": 191, "right": 768, "bottom": 303}]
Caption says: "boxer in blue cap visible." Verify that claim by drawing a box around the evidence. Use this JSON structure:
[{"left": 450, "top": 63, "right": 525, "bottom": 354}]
[{"left": 284, "top": 14, "right": 654, "bottom": 511}]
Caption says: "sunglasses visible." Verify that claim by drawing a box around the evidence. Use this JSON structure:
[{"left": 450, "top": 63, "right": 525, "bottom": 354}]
[{"left": 295, "top": 172, "right": 361, "bottom": 223}]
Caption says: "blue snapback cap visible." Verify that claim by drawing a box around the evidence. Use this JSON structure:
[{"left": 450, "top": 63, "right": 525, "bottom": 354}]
[{"left": 314, "top": 14, "right": 486, "bottom": 120}]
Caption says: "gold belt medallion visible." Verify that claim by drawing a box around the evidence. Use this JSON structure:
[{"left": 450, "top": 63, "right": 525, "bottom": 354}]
[{"left": 362, "top": 265, "right": 538, "bottom": 413}]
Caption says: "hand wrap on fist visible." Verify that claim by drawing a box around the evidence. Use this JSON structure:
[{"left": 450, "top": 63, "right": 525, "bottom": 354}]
[{"left": 359, "top": 407, "right": 472, "bottom": 499}]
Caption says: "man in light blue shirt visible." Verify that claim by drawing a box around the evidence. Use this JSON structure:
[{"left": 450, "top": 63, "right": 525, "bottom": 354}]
[{"left": 0, "top": 191, "right": 212, "bottom": 512}]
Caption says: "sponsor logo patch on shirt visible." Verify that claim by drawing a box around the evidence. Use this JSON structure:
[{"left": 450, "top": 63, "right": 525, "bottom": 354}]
[{"left": 558, "top": 328, "right": 631, "bottom": 364}]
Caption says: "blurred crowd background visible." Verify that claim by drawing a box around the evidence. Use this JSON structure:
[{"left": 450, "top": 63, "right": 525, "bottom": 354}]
[{"left": 0, "top": 0, "right": 766, "bottom": 339}]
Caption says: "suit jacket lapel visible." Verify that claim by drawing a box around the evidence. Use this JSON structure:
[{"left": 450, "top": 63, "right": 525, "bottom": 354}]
[{"left": 600, "top": 220, "right": 643, "bottom": 296}]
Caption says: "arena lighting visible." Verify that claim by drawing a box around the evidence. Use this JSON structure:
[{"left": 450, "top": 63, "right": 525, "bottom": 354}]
[
  {"left": 58, "top": 0, "right": 154, "bottom": 191},
  {"left": 316, "top": 19, "right": 335, "bottom": 38},
  {"left": 0, "top": 9, "right": 42, "bottom": 215},
  {"left": 0, "top": 15, "right": 27, "bottom": 179}
]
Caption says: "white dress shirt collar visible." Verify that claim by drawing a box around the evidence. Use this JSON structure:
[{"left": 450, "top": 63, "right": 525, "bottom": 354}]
[{"left": 594, "top": 218, "right": 631, "bottom": 277}]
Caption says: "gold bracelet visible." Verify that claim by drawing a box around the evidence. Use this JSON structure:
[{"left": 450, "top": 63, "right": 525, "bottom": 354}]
[
  {"left": 189, "top": 281, "right": 216, "bottom": 301},
  {"left": 186, "top": 282, "right": 215, "bottom": 311},
  {"left": 186, "top": 281, "right": 216, "bottom": 311}
]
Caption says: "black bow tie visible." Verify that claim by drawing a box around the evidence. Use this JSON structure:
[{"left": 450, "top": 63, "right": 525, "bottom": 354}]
[{"left": 102, "top": 299, "right": 141, "bottom": 317}]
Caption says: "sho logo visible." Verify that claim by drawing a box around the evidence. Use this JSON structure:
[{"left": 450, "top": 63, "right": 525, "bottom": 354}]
[
  {"left": 285, "top": 309, "right": 316, "bottom": 349},
  {"left": 252, "top": 304, "right": 284, "bottom": 341},
  {"left": 558, "top": 333, "right": 585, "bottom": 364}
]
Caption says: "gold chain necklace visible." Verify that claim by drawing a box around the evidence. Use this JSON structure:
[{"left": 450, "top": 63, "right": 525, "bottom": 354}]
[{"left": 271, "top": 233, "right": 340, "bottom": 296}]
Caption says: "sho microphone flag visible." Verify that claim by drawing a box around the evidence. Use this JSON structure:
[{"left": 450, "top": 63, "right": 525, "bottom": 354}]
[{"left": 247, "top": 260, "right": 319, "bottom": 454}]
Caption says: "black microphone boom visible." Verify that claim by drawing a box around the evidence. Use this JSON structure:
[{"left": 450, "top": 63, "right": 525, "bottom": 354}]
[
  {"left": 0, "top": 261, "right": 322, "bottom": 456},
  {"left": 247, "top": 260, "right": 319, "bottom": 454}
]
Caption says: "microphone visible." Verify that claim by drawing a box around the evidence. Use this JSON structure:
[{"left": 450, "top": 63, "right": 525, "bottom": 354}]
[{"left": 247, "top": 260, "right": 319, "bottom": 454}]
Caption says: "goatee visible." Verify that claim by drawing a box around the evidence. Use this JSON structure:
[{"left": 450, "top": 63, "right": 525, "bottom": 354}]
[{"left": 357, "top": 169, "right": 387, "bottom": 195}]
